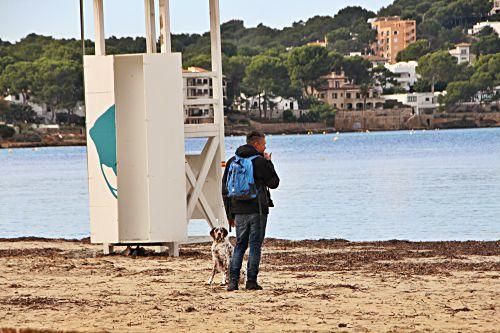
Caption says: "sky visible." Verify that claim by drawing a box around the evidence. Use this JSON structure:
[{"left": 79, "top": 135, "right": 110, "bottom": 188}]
[{"left": 0, "top": 0, "right": 393, "bottom": 43}]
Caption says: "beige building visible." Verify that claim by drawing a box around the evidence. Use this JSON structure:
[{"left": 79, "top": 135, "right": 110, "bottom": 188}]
[
  {"left": 369, "top": 16, "right": 417, "bottom": 64},
  {"left": 314, "top": 72, "right": 384, "bottom": 110},
  {"left": 183, "top": 66, "right": 227, "bottom": 124}
]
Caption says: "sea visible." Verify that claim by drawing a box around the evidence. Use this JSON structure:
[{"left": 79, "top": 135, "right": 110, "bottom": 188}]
[{"left": 1, "top": 128, "right": 499, "bottom": 241}]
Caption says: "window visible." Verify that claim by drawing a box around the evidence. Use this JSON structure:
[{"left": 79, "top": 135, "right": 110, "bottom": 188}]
[
  {"left": 335, "top": 81, "right": 340, "bottom": 88},
  {"left": 203, "top": 79, "right": 208, "bottom": 84},
  {"left": 341, "top": 103, "right": 344, "bottom": 108},
  {"left": 333, "top": 104, "right": 337, "bottom": 108},
  {"left": 386, "top": 38, "right": 389, "bottom": 43},
  {"left": 394, "top": 31, "right": 398, "bottom": 35},
  {"left": 407, "top": 96, "right": 417, "bottom": 103},
  {"left": 356, "top": 93, "right": 361, "bottom": 99},
  {"left": 346, "top": 93, "right": 351, "bottom": 98},
  {"left": 340, "top": 93, "right": 343, "bottom": 97},
  {"left": 461, "top": 49, "right": 467, "bottom": 55},
  {"left": 425, "top": 97, "right": 430, "bottom": 102},
  {"left": 333, "top": 93, "right": 338, "bottom": 99},
  {"left": 320, "top": 93, "right": 325, "bottom": 98}
]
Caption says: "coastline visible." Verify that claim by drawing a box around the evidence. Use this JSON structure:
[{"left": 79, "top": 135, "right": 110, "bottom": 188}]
[
  {"left": 1, "top": 237, "right": 498, "bottom": 332},
  {"left": 1, "top": 125, "right": 500, "bottom": 150}
]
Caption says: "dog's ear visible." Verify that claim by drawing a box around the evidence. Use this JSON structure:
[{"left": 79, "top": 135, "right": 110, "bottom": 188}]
[
  {"left": 222, "top": 227, "right": 228, "bottom": 238},
  {"left": 209, "top": 227, "right": 216, "bottom": 239}
]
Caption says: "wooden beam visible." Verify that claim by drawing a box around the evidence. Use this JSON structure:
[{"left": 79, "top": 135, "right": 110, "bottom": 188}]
[
  {"left": 159, "top": 0, "right": 172, "bottom": 53},
  {"left": 93, "top": 0, "right": 105, "bottom": 55},
  {"left": 185, "top": 163, "right": 217, "bottom": 228},
  {"left": 144, "top": 0, "right": 157, "bottom": 53},
  {"left": 208, "top": 0, "right": 224, "bottom": 125},
  {"left": 186, "top": 136, "right": 219, "bottom": 218}
]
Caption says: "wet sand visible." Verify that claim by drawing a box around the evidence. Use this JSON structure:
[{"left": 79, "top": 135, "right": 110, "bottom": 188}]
[{"left": 0, "top": 237, "right": 498, "bottom": 332}]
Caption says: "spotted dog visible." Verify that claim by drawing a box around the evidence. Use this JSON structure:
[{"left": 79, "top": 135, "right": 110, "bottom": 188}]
[{"left": 207, "top": 227, "right": 245, "bottom": 285}]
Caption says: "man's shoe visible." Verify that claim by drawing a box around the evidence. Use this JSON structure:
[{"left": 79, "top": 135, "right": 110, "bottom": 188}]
[
  {"left": 227, "top": 281, "right": 239, "bottom": 291},
  {"left": 245, "top": 281, "right": 263, "bottom": 290}
]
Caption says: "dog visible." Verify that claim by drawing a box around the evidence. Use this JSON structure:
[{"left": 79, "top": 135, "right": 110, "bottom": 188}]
[{"left": 207, "top": 227, "right": 245, "bottom": 285}]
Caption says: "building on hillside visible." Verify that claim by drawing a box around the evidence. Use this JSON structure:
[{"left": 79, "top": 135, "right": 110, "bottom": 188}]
[
  {"left": 362, "top": 54, "right": 389, "bottom": 67},
  {"left": 384, "top": 61, "right": 419, "bottom": 91},
  {"left": 235, "top": 93, "right": 300, "bottom": 119},
  {"left": 468, "top": 21, "right": 500, "bottom": 35},
  {"left": 3, "top": 93, "right": 85, "bottom": 123},
  {"left": 368, "top": 16, "right": 417, "bottom": 64},
  {"left": 183, "top": 66, "right": 227, "bottom": 124},
  {"left": 348, "top": 53, "right": 389, "bottom": 67},
  {"left": 448, "top": 43, "right": 471, "bottom": 64},
  {"left": 314, "top": 71, "right": 385, "bottom": 110},
  {"left": 307, "top": 37, "right": 328, "bottom": 47},
  {"left": 382, "top": 92, "right": 443, "bottom": 115},
  {"left": 491, "top": 0, "right": 500, "bottom": 15}
]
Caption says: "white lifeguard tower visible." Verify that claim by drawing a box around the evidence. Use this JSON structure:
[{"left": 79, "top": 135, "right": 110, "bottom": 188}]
[{"left": 84, "top": 0, "right": 226, "bottom": 256}]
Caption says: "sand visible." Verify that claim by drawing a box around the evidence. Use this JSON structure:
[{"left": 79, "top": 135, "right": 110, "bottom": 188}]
[{"left": 0, "top": 237, "right": 498, "bottom": 332}]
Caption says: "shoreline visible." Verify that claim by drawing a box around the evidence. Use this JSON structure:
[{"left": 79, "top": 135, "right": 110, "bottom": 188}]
[
  {"left": 1, "top": 237, "right": 498, "bottom": 332},
  {"left": 1, "top": 126, "right": 499, "bottom": 150}
]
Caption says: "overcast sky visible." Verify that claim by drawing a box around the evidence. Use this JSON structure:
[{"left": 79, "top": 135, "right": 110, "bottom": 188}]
[{"left": 0, "top": 0, "right": 393, "bottom": 42}]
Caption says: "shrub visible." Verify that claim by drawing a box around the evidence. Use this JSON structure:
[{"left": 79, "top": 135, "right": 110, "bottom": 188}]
[{"left": 0, "top": 125, "right": 15, "bottom": 139}]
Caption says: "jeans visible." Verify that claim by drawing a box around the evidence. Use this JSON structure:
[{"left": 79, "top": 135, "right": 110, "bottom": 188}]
[{"left": 230, "top": 213, "right": 268, "bottom": 283}]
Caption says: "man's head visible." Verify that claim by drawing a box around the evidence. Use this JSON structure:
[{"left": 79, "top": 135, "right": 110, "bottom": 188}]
[{"left": 246, "top": 131, "right": 266, "bottom": 153}]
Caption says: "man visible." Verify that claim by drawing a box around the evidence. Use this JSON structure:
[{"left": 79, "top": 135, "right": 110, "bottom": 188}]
[{"left": 222, "top": 131, "right": 280, "bottom": 291}]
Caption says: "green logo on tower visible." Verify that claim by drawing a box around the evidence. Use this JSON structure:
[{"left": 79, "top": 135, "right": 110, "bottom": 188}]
[{"left": 89, "top": 105, "right": 118, "bottom": 198}]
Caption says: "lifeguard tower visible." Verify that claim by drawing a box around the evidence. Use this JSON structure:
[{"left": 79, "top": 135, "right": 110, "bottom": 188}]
[{"left": 84, "top": 0, "right": 227, "bottom": 256}]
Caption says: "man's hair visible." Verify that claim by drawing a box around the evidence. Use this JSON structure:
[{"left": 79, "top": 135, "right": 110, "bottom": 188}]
[{"left": 246, "top": 131, "right": 265, "bottom": 145}]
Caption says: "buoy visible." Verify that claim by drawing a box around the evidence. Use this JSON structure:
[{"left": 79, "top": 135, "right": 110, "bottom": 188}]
[
  {"left": 323, "top": 131, "right": 326, "bottom": 135},
  {"left": 8, "top": 149, "right": 13, "bottom": 153},
  {"left": 333, "top": 136, "right": 338, "bottom": 142},
  {"left": 336, "top": 132, "right": 340, "bottom": 135}
]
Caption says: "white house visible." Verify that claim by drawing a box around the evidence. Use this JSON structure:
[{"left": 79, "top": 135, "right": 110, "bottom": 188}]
[
  {"left": 384, "top": 61, "right": 419, "bottom": 91},
  {"left": 468, "top": 21, "right": 500, "bottom": 35},
  {"left": 236, "top": 93, "right": 300, "bottom": 119},
  {"left": 3, "top": 93, "right": 85, "bottom": 123},
  {"left": 448, "top": 43, "right": 471, "bottom": 64},
  {"left": 382, "top": 92, "right": 443, "bottom": 115},
  {"left": 491, "top": 0, "right": 500, "bottom": 15}
]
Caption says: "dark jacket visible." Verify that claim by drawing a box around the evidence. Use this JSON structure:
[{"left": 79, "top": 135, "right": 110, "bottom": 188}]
[{"left": 222, "top": 144, "right": 280, "bottom": 217}]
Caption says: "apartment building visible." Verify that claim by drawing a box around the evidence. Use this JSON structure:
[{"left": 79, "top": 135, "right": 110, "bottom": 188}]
[
  {"left": 369, "top": 16, "right": 417, "bottom": 64},
  {"left": 183, "top": 66, "right": 227, "bottom": 124},
  {"left": 314, "top": 72, "right": 385, "bottom": 110},
  {"left": 384, "top": 61, "right": 419, "bottom": 91}
]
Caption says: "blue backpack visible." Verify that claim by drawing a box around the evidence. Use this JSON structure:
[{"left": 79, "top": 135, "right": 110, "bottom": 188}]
[{"left": 226, "top": 155, "right": 259, "bottom": 200}]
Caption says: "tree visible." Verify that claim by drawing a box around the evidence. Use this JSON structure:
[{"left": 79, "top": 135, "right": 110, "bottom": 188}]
[
  {"left": 0, "top": 101, "right": 37, "bottom": 124},
  {"left": 396, "top": 39, "right": 431, "bottom": 62},
  {"left": 242, "top": 55, "right": 291, "bottom": 118},
  {"left": 442, "top": 81, "right": 477, "bottom": 105},
  {"left": 0, "top": 61, "right": 35, "bottom": 101},
  {"left": 31, "top": 57, "right": 83, "bottom": 122},
  {"left": 342, "top": 56, "right": 371, "bottom": 85},
  {"left": 224, "top": 55, "right": 251, "bottom": 104},
  {"left": 417, "top": 51, "right": 459, "bottom": 92},
  {"left": 286, "top": 45, "right": 332, "bottom": 96},
  {"left": 184, "top": 54, "right": 211, "bottom": 69},
  {"left": 471, "top": 28, "right": 500, "bottom": 56}
]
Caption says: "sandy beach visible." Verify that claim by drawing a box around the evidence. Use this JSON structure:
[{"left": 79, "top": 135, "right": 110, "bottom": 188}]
[{"left": 0, "top": 237, "right": 498, "bottom": 332}]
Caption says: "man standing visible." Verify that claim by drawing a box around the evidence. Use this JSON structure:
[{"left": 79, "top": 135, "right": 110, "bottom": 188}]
[{"left": 222, "top": 131, "right": 280, "bottom": 291}]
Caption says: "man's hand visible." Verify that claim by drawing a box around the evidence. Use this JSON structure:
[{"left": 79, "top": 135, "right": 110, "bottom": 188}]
[{"left": 264, "top": 152, "right": 272, "bottom": 161}]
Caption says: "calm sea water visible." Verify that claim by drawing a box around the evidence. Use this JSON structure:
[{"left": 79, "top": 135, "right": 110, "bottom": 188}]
[{"left": 0, "top": 128, "right": 499, "bottom": 241}]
